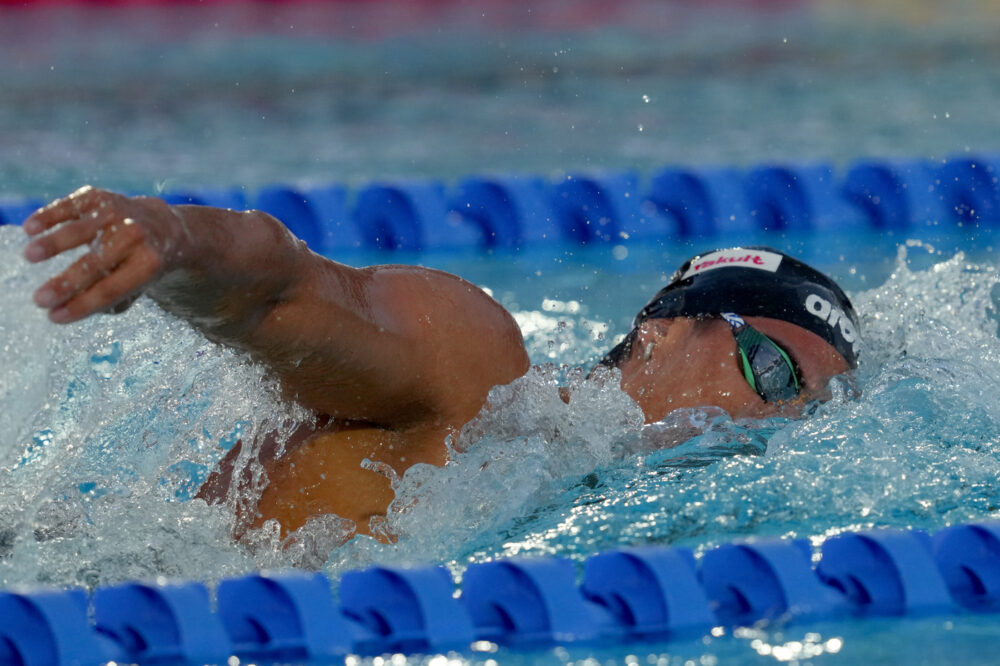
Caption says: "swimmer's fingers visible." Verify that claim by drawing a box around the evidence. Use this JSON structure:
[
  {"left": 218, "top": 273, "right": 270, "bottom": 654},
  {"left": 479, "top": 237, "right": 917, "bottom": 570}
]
[
  {"left": 35, "top": 237, "right": 160, "bottom": 324},
  {"left": 47, "top": 251, "right": 160, "bottom": 324},
  {"left": 22, "top": 198, "right": 120, "bottom": 264},
  {"left": 32, "top": 227, "right": 138, "bottom": 312},
  {"left": 22, "top": 185, "right": 108, "bottom": 237},
  {"left": 27, "top": 189, "right": 183, "bottom": 324}
]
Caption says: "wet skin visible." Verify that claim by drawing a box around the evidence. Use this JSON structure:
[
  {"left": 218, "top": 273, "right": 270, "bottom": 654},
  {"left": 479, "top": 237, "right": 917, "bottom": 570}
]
[{"left": 23, "top": 187, "right": 850, "bottom": 540}]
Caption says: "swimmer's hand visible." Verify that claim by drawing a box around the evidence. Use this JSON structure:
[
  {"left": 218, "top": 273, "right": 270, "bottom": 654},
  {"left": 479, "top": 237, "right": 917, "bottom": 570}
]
[
  {"left": 22, "top": 186, "right": 528, "bottom": 428},
  {"left": 22, "top": 185, "right": 302, "bottom": 339},
  {"left": 23, "top": 186, "right": 185, "bottom": 323}
]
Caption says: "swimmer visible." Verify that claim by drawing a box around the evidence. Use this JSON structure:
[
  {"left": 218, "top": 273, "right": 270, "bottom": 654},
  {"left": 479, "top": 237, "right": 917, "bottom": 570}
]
[{"left": 21, "top": 187, "right": 858, "bottom": 540}]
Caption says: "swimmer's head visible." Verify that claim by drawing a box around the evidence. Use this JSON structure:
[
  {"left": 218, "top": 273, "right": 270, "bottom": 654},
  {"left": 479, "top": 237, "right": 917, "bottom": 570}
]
[{"left": 599, "top": 247, "right": 859, "bottom": 421}]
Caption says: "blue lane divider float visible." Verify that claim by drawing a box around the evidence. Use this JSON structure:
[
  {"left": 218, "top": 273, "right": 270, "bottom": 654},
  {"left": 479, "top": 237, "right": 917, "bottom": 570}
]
[
  {"left": 94, "top": 581, "right": 232, "bottom": 665},
  {"left": 4, "top": 520, "right": 1000, "bottom": 665},
  {"left": 216, "top": 570, "right": 356, "bottom": 661},
  {"left": 2, "top": 154, "right": 998, "bottom": 251},
  {"left": 931, "top": 523, "right": 1000, "bottom": 613},
  {"left": 352, "top": 181, "right": 484, "bottom": 252},
  {"left": 462, "top": 558, "right": 610, "bottom": 645},
  {"left": 340, "top": 565, "right": 474, "bottom": 654},
  {"left": 253, "top": 184, "right": 350, "bottom": 254},
  {"left": 700, "top": 539, "right": 849, "bottom": 625},
  {"left": 548, "top": 171, "right": 644, "bottom": 244},
  {"left": 0, "top": 588, "right": 113, "bottom": 666},
  {"left": 817, "top": 529, "right": 954, "bottom": 617},
  {"left": 581, "top": 546, "right": 714, "bottom": 637},
  {"left": 449, "top": 175, "right": 562, "bottom": 248}
]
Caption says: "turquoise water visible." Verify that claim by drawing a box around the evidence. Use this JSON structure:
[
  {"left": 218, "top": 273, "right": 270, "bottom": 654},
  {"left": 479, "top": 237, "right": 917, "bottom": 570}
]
[{"left": 3, "top": 1, "right": 1000, "bottom": 663}]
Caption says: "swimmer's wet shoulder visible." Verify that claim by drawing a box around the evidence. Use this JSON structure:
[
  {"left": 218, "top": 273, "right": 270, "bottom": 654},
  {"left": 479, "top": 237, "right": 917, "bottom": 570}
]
[{"left": 195, "top": 263, "right": 531, "bottom": 538}]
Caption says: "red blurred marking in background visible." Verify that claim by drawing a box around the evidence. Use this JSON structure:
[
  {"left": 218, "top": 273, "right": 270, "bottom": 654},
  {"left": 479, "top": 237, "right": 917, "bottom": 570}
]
[{"left": 0, "top": 0, "right": 807, "bottom": 41}]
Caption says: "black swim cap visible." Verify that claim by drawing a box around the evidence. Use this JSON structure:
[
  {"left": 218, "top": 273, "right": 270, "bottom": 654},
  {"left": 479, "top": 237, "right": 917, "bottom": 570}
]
[{"left": 599, "top": 246, "right": 860, "bottom": 368}]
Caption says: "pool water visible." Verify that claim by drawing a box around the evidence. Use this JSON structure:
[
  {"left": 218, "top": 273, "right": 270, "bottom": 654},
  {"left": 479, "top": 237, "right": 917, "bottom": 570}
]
[
  {"left": 3, "top": 225, "right": 1000, "bottom": 663},
  {"left": 3, "top": 1, "right": 1000, "bottom": 663}
]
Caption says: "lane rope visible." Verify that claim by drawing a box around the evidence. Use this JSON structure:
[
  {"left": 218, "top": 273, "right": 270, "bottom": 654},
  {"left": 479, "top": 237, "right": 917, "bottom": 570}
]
[
  {"left": 2, "top": 155, "right": 998, "bottom": 252},
  {"left": 2, "top": 521, "right": 999, "bottom": 664}
]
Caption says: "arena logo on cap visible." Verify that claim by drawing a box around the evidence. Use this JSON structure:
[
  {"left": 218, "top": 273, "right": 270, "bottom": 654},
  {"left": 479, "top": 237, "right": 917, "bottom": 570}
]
[
  {"left": 681, "top": 248, "right": 783, "bottom": 279},
  {"left": 805, "top": 293, "right": 860, "bottom": 356}
]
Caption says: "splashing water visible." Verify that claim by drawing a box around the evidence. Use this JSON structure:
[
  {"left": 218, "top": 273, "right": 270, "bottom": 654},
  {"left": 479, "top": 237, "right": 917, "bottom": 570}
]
[
  {"left": 1, "top": 226, "right": 999, "bottom": 589},
  {"left": 0, "top": 226, "right": 309, "bottom": 586}
]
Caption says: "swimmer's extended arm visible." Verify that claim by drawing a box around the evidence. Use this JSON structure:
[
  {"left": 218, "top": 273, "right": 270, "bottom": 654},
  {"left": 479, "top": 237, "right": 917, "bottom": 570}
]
[{"left": 23, "top": 187, "right": 529, "bottom": 428}]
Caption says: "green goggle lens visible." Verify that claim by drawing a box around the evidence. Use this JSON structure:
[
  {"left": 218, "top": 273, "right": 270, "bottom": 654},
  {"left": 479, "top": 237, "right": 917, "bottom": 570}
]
[{"left": 732, "top": 324, "right": 801, "bottom": 403}]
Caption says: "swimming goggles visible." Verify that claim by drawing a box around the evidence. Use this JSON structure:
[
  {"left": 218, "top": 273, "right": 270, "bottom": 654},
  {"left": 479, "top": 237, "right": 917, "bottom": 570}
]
[{"left": 721, "top": 313, "right": 801, "bottom": 403}]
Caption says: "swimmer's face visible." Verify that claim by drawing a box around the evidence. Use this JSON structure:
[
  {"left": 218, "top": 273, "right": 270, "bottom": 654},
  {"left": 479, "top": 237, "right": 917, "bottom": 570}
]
[{"left": 616, "top": 316, "right": 851, "bottom": 423}]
